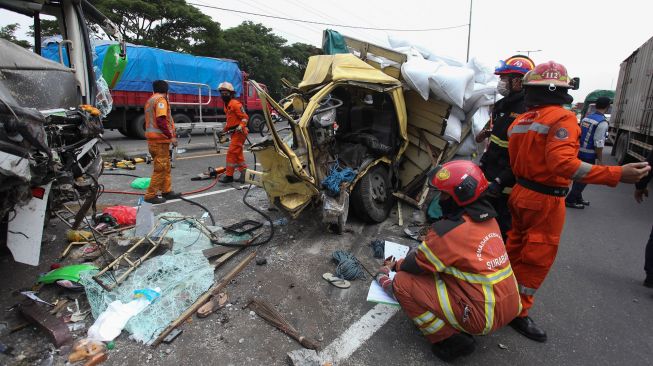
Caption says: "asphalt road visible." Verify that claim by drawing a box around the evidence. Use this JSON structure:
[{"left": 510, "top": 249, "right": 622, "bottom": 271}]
[{"left": 0, "top": 139, "right": 651, "bottom": 366}]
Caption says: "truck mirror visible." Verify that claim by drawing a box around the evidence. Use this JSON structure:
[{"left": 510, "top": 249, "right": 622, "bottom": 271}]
[
  {"left": 101, "top": 44, "right": 128, "bottom": 89},
  {"left": 570, "top": 77, "right": 580, "bottom": 90}
]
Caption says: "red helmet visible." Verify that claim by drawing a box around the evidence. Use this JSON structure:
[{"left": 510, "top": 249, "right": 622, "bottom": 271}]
[
  {"left": 494, "top": 55, "right": 535, "bottom": 76},
  {"left": 428, "top": 160, "right": 489, "bottom": 206},
  {"left": 522, "top": 61, "right": 573, "bottom": 89}
]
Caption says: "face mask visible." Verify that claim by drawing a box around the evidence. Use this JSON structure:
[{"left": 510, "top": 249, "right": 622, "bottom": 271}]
[
  {"left": 497, "top": 79, "right": 511, "bottom": 96},
  {"left": 221, "top": 95, "right": 231, "bottom": 103}
]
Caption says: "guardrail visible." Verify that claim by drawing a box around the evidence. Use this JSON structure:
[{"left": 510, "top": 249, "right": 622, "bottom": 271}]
[{"left": 164, "top": 80, "right": 212, "bottom": 122}]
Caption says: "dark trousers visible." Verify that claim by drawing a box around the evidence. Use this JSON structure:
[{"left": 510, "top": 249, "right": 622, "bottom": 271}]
[
  {"left": 646, "top": 224, "right": 653, "bottom": 277},
  {"left": 566, "top": 156, "right": 596, "bottom": 204},
  {"left": 487, "top": 193, "right": 511, "bottom": 242}
]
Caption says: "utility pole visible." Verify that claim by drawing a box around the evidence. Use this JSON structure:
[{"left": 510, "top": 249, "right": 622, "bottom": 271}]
[
  {"left": 516, "top": 49, "right": 542, "bottom": 57},
  {"left": 466, "top": 0, "right": 473, "bottom": 62}
]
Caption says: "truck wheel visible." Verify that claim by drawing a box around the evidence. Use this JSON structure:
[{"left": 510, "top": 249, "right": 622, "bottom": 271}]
[
  {"left": 248, "top": 114, "right": 265, "bottom": 133},
  {"left": 129, "top": 114, "right": 146, "bottom": 140},
  {"left": 350, "top": 164, "right": 393, "bottom": 223},
  {"left": 173, "top": 113, "right": 192, "bottom": 125},
  {"left": 614, "top": 132, "right": 632, "bottom": 164},
  {"left": 118, "top": 127, "right": 130, "bottom": 137}
]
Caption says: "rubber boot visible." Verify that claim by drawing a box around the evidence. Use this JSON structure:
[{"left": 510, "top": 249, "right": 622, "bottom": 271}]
[
  {"left": 144, "top": 196, "right": 166, "bottom": 204},
  {"left": 219, "top": 175, "right": 234, "bottom": 183},
  {"left": 162, "top": 191, "right": 182, "bottom": 199},
  {"left": 431, "top": 333, "right": 476, "bottom": 362}
]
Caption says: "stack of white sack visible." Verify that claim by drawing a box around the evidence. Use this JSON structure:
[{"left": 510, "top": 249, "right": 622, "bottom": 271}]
[{"left": 389, "top": 36, "right": 499, "bottom": 159}]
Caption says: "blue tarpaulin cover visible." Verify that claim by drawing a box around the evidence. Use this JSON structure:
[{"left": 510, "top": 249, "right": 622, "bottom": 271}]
[{"left": 42, "top": 41, "right": 243, "bottom": 96}]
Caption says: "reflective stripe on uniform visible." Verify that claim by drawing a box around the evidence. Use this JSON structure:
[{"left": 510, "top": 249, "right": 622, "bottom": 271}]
[
  {"left": 490, "top": 134, "right": 509, "bottom": 148},
  {"left": 413, "top": 311, "right": 436, "bottom": 326},
  {"left": 435, "top": 273, "right": 463, "bottom": 331},
  {"left": 421, "top": 317, "right": 446, "bottom": 335},
  {"left": 508, "top": 122, "right": 551, "bottom": 137},
  {"left": 571, "top": 161, "right": 592, "bottom": 181},
  {"left": 421, "top": 243, "right": 515, "bottom": 335},
  {"left": 579, "top": 147, "right": 595, "bottom": 154},
  {"left": 518, "top": 284, "right": 537, "bottom": 296},
  {"left": 481, "top": 284, "right": 496, "bottom": 335}
]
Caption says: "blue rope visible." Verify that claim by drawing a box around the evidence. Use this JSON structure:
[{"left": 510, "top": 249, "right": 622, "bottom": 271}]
[
  {"left": 321, "top": 162, "right": 356, "bottom": 196},
  {"left": 370, "top": 239, "right": 384, "bottom": 259},
  {"left": 332, "top": 250, "right": 366, "bottom": 280}
]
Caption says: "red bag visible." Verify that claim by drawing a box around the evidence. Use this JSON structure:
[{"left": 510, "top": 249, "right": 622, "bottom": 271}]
[{"left": 103, "top": 206, "right": 137, "bottom": 226}]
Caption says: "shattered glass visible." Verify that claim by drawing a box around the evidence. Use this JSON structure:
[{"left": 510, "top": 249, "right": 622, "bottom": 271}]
[{"left": 79, "top": 213, "right": 254, "bottom": 344}]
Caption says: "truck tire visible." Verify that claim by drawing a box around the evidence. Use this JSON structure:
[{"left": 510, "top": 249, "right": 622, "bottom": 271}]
[
  {"left": 248, "top": 113, "right": 265, "bottom": 133},
  {"left": 118, "top": 127, "right": 130, "bottom": 137},
  {"left": 614, "top": 132, "right": 633, "bottom": 164},
  {"left": 350, "top": 164, "right": 393, "bottom": 223},
  {"left": 129, "top": 114, "right": 146, "bottom": 140},
  {"left": 173, "top": 113, "right": 192, "bottom": 125}
]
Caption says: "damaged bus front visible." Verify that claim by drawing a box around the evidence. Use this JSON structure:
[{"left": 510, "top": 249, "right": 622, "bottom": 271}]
[{"left": 0, "top": 0, "right": 126, "bottom": 265}]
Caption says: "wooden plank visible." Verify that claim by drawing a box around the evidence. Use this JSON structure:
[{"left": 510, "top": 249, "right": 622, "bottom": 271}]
[
  {"left": 342, "top": 35, "right": 407, "bottom": 65},
  {"left": 202, "top": 246, "right": 235, "bottom": 259},
  {"left": 152, "top": 251, "right": 257, "bottom": 347}
]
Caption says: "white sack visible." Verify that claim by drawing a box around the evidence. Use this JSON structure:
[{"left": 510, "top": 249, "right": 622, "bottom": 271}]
[
  {"left": 466, "top": 57, "right": 496, "bottom": 84},
  {"left": 401, "top": 57, "right": 444, "bottom": 100},
  {"left": 464, "top": 82, "right": 498, "bottom": 113},
  {"left": 455, "top": 134, "right": 479, "bottom": 157},
  {"left": 428, "top": 65, "right": 475, "bottom": 109},
  {"left": 471, "top": 105, "right": 491, "bottom": 138},
  {"left": 444, "top": 113, "right": 463, "bottom": 143}
]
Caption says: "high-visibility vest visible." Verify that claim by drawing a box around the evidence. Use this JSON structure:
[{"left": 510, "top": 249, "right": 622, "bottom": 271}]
[
  {"left": 413, "top": 215, "right": 521, "bottom": 335},
  {"left": 144, "top": 94, "right": 175, "bottom": 142},
  {"left": 578, "top": 112, "right": 607, "bottom": 160}
]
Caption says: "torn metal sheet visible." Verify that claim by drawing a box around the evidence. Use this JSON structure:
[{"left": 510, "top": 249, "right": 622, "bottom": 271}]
[{"left": 19, "top": 301, "right": 73, "bottom": 347}]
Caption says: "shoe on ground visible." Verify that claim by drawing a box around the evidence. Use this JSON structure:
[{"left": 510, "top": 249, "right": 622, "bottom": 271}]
[
  {"left": 431, "top": 333, "right": 476, "bottom": 362},
  {"left": 219, "top": 175, "right": 234, "bottom": 183},
  {"left": 565, "top": 201, "right": 584, "bottom": 209},
  {"left": 162, "top": 191, "right": 182, "bottom": 199},
  {"left": 581, "top": 200, "right": 590, "bottom": 206},
  {"left": 509, "top": 316, "right": 547, "bottom": 342},
  {"left": 235, "top": 171, "right": 246, "bottom": 183},
  {"left": 644, "top": 275, "right": 653, "bottom": 288},
  {"left": 144, "top": 196, "right": 166, "bottom": 204}
]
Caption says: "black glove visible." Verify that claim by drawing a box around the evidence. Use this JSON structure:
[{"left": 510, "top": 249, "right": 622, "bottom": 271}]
[{"left": 487, "top": 181, "right": 502, "bottom": 197}]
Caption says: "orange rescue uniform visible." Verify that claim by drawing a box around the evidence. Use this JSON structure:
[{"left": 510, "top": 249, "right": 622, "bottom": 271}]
[
  {"left": 144, "top": 93, "right": 176, "bottom": 200},
  {"left": 393, "top": 215, "right": 521, "bottom": 343},
  {"left": 506, "top": 105, "right": 621, "bottom": 316},
  {"left": 223, "top": 99, "right": 249, "bottom": 176}
]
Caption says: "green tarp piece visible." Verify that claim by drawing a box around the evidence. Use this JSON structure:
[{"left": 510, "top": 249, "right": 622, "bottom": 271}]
[
  {"left": 322, "top": 29, "right": 349, "bottom": 55},
  {"left": 130, "top": 177, "right": 151, "bottom": 190}
]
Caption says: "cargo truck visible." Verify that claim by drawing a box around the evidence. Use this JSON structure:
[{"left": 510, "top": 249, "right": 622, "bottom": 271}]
[
  {"left": 609, "top": 36, "right": 653, "bottom": 164},
  {"left": 42, "top": 42, "right": 271, "bottom": 137}
]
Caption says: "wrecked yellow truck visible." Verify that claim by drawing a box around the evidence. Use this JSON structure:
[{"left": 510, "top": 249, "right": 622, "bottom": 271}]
[{"left": 245, "top": 38, "right": 470, "bottom": 232}]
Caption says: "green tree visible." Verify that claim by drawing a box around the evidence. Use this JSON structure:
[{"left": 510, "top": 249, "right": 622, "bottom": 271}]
[
  {"left": 91, "top": 0, "right": 221, "bottom": 54},
  {"left": 281, "top": 42, "right": 322, "bottom": 87},
  {"left": 218, "top": 21, "right": 287, "bottom": 97},
  {"left": 28, "top": 19, "right": 61, "bottom": 39},
  {"left": 0, "top": 23, "right": 31, "bottom": 49}
]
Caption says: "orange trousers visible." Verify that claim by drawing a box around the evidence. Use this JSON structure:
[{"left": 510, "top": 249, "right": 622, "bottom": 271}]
[
  {"left": 393, "top": 272, "right": 459, "bottom": 343},
  {"left": 506, "top": 184, "right": 566, "bottom": 316},
  {"left": 225, "top": 132, "right": 247, "bottom": 176},
  {"left": 145, "top": 142, "right": 172, "bottom": 200}
]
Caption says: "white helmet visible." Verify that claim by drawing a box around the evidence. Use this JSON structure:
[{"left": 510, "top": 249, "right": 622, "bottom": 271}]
[{"left": 218, "top": 82, "right": 235, "bottom": 92}]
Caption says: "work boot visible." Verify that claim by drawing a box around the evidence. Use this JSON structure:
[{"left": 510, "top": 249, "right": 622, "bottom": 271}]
[
  {"left": 144, "top": 196, "right": 166, "bottom": 204},
  {"left": 235, "top": 171, "right": 246, "bottom": 183},
  {"left": 219, "top": 175, "right": 234, "bottom": 183},
  {"left": 431, "top": 333, "right": 475, "bottom": 362},
  {"left": 581, "top": 200, "right": 590, "bottom": 206},
  {"left": 644, "top": 274, "right": 653, "bottom": 288},
  {"left": 162, "top": 191, "right": 182, "bottom": 200},
  {"left": 565, "top": 201, "right": 584, "bottom": 209},
  {"left": 509, "top": 316, "right": 547, "bottom": 342}
]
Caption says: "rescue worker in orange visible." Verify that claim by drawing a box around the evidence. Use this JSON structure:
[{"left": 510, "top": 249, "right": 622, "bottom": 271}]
[
  {"left": 505, "top": 61, "right": 651, "bottom": 342},
  {"left": 144, "top": 80, "right": 181, "bottom": 204},
  {"left": 218, "top": 82, "right": 249, "bottom": 183},
  {"left": 375, "top": 161, "right": 522, "bottom": 362}
]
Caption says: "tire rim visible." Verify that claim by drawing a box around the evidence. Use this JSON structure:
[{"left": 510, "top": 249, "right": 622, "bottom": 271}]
[{"left": 370, "top": 173, "right": 386, "bottom": 203}]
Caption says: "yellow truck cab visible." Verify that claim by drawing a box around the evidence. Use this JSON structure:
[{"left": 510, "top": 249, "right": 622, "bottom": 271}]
[{"left": 246, "top": 36, "right": 469, "bottom": 233}]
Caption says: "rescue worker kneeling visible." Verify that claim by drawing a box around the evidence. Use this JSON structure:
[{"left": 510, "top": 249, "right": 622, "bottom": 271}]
[{"left": 375, "top": 161, "right": 521, "bottom": 362}]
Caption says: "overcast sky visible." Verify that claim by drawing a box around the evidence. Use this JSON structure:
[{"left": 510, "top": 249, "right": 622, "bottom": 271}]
[{"left": 2, "top": 0, "right": 652, "bottom": 101}]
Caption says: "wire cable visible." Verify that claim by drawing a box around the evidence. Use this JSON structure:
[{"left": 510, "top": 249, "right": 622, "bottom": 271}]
[{"left": 189, "top": 3, "right": 469, "bottom": 32}]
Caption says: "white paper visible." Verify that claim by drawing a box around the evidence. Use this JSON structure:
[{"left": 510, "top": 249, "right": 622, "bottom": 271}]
[{"left": 366, "top": 241, "right": 410, "bottom": 306}]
